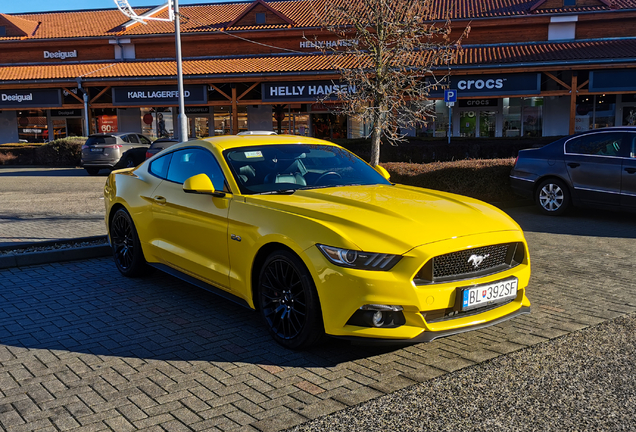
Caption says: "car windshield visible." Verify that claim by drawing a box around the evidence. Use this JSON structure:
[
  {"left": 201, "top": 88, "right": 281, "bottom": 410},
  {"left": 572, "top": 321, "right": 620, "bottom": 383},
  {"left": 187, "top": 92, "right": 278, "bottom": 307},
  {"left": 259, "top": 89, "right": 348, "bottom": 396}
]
[{"left": 224, "top": 144, "right": 391, "bottom": 194}]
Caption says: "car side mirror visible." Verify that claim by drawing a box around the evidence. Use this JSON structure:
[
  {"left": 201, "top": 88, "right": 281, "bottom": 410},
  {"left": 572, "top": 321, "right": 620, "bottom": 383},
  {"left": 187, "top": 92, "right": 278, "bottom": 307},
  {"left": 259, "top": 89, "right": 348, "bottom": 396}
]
[
  {"left": 374, "top": 165, "right": 391, "bottom": 181},
  {"left": 183, "top": 173, "right": 225, "bottom": 197}
]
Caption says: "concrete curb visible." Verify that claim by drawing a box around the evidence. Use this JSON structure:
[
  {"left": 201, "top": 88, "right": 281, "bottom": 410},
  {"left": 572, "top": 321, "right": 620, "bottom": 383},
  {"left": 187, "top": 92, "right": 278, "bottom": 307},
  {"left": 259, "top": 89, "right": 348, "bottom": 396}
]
[{"left": 0, "top": 237, "right": 111, "bottom": 269}]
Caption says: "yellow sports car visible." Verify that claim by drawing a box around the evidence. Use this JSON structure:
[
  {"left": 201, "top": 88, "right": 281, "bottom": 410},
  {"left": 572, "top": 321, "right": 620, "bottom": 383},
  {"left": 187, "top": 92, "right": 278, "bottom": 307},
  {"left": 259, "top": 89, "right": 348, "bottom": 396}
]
[{"left": 104, "top": 134, "right": 531, "bottom": 349}]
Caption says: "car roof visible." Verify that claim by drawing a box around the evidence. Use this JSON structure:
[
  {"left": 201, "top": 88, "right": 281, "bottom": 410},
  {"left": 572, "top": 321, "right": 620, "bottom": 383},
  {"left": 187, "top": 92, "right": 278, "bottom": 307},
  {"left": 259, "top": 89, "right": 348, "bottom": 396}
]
[{"left": 199, "top": 134, "right": 339, "bottom": 151}]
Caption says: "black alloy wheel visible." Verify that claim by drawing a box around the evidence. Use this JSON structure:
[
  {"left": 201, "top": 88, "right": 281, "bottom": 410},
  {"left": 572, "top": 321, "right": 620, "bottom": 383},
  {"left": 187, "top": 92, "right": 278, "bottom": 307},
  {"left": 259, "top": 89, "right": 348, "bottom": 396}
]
[
  {"left": 258, "top": 250, "right": 324, "bottom": 350},
  {"left": 110, "top": 208, "right": 147, "bottom": 277},
  {"left": 85, "top": 167, "right": 100, "bottom": 176},
  {"left": 536, "top": 178, "right": 571, "bottom": 216}
]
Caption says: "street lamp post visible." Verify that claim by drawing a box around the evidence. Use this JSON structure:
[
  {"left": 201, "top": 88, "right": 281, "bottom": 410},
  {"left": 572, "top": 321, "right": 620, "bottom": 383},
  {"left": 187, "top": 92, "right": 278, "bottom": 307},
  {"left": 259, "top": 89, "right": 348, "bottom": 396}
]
[{"left": 113, "top": 0, "right": 188, "bottom": 141}]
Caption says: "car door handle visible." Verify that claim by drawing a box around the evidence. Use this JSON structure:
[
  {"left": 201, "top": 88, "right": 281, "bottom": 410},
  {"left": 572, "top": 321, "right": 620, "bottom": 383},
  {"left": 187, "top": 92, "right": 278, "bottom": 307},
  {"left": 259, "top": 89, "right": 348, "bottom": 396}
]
[
  {"left": 153, "top": 195, "right": 167, "bottom": 204},
  {"left": 567, "top": 163, "right": 580, "bottom": 168},
  {"left": 625, "top": 168, "right": 636, "bottom": 174}
]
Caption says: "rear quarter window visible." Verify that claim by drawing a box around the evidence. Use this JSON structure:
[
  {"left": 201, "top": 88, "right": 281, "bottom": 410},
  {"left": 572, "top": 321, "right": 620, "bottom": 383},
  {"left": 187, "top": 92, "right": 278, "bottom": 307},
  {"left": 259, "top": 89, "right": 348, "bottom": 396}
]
[
  {"left": 565, "top": 132, "right": 624, "bottom": 156},
  {"left": 149, "top": 153, "right": 172, "bottom": 179}
]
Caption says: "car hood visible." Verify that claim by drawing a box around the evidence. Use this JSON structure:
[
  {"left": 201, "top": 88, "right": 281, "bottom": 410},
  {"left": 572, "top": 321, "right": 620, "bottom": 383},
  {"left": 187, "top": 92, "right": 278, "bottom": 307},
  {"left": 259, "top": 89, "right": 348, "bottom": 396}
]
[{"left": 246, "top": 184, "right": 522, "bottom": 254}]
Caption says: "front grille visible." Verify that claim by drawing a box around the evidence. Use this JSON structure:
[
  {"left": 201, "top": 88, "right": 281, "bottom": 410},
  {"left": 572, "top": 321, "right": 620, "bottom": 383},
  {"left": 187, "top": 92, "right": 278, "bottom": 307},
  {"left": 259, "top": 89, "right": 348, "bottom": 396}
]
[{"left": 414, "top": 242, "right": 524, "bottom": 284}]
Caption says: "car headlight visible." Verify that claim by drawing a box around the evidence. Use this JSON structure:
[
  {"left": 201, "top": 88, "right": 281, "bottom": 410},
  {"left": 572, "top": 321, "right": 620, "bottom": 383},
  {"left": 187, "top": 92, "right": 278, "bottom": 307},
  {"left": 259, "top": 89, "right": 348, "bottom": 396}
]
[{"left": 317, "top": 244, "right": 401, "bottom": 271}]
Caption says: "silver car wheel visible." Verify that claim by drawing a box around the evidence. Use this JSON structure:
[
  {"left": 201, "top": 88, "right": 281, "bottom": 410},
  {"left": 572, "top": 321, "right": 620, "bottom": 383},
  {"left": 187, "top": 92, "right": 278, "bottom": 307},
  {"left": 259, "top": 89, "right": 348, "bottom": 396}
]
[{"left": 539, "top": 183, "right": 564, "bottom": 212}]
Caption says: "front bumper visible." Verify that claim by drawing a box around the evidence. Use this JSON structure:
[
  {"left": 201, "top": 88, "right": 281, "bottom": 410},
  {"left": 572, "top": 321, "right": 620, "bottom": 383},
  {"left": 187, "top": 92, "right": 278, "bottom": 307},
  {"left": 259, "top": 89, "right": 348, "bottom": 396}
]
[{"left": 305, "top": 230, "right": 532, "bottom": 342}]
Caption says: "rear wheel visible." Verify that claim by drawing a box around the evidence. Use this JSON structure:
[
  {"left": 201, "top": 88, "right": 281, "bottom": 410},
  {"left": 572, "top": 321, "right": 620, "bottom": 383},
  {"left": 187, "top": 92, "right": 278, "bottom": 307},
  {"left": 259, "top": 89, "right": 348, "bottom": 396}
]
[
  {"left": 110, "top": 208, "right": 147, "bottom": 277},
  {"left": 536, "top": 178, "right": 570, "bottom": 216},
  {"left": 257, "top": 250, "right": 324, "bottom": 350},
  {"left": 85, "top": 167, "right": 100, "bottom": 176}
]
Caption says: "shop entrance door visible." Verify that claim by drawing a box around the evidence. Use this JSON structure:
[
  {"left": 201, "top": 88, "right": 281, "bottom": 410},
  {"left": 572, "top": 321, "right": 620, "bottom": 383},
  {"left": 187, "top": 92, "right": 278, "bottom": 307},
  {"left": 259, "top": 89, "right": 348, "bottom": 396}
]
[{"left": 458, "top": 108, "right": 499, "bottom": 137}]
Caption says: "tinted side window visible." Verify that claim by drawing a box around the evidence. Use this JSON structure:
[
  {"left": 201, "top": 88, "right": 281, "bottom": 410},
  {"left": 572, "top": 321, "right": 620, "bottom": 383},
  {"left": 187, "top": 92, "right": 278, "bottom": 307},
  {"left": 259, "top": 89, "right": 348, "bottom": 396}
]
[
  {"left": 166, "top": 148, "right": 226, "bottom": 190},
  {"left": 139, "top": 135, "right": 151, "bottom": 145},
  {"left": 128, "top": 134, "right": 140, "bottom": 144},
  {"left": 120, "top": 135, "right": 130, "bottom": 143},
  {"left": 565, "top": 132, "right": 624, "bottom": 156},
  {"left": 628, "top": 133, "right": 636, "bottom": 158},
  {"left": 149, "top": 153, "right": 172, "bottom": 179}
]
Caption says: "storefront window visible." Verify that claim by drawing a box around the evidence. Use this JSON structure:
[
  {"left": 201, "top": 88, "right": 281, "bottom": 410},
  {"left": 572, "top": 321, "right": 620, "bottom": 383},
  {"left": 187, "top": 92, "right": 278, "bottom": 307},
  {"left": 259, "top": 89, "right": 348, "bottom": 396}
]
[
  {"left": 433, "top": 100, "right": 449, "bottom": 137},
  {"left": 189, "top": 117, "right": 209, "bottom": 138},
  {"left": 140, "top": 107, "right": 174, "bottom": 139},
  {"left": 311, "top": 113, "right": 347, "bottom": 139},
  {"left": 459, "top": 110, "right": 477, "bottom": 137},
  {"left": 522, "top": 97, "right": 543, "bottom": 137},
  {"left": 575, "top": 94, "right": 616, "bottom": 132},
  {"left": 503, "top": 98, "right": 522, "bottom": 137},
  {"left": 214, "top": 106, "right": 231, "bottom": 135},
  {"left": 622, "top": 94, "right": 636, "bottom": 126},
  {"left": 479, "top": 111, "right": 497, "bottom": 137},
  {"left": 17, "top": 110, "right": 47, "bottom": 143}
]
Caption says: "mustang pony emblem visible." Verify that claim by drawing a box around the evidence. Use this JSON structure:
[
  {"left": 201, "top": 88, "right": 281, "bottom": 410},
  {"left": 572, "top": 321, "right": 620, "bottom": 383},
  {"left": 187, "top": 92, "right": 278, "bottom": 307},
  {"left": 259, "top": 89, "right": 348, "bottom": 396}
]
[{"left": 468, "top": 254, "right": 490, "bottom": 268}]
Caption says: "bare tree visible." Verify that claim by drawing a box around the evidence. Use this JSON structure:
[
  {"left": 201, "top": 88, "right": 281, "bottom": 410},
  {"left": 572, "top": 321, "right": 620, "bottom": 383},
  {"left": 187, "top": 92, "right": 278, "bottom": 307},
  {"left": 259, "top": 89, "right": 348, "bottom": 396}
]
[{"left": 310, "top": 0, "right": 469, "bottom": 166}]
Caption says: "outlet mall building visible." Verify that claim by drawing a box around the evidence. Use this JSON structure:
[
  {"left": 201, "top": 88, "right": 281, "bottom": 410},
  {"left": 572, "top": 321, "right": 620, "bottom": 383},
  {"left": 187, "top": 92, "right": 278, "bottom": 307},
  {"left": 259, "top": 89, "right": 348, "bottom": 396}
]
[{"left": 0, "top": 0, "right": 635, "bottom": 144}]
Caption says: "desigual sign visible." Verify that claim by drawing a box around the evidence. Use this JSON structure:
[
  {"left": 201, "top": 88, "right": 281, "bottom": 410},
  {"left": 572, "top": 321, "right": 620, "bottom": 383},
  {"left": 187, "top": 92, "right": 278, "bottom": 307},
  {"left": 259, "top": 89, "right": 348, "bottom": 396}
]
[
  {"left": 0, "top": 89, "right": 62, "bottom": 108},
  {"left": 44, "top": 50, "right": 78, "bottom": 60}
]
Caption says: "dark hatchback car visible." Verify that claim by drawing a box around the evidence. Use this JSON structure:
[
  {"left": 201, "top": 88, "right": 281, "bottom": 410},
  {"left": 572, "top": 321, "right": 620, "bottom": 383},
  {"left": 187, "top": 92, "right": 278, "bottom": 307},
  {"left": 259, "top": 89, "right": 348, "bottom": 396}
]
[
  {"left": 511, "top": 127, "right": 636, "bottom": 215},
  {"left": 81, "top": 133, "right": 152, "bottom": 175},
  {"left": 144, "top": 137, "right": 179, "bottom": 159}
]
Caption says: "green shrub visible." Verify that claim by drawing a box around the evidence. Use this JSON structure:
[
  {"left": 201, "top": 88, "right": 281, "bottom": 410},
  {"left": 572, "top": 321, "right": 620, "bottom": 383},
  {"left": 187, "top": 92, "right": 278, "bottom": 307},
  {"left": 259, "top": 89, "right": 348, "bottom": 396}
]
[
  {"left": 34, "top": 137, "right": 86, "bottom": 166},
  {"left": 382, "top": 158, "right": 519, "bottom": 203}
]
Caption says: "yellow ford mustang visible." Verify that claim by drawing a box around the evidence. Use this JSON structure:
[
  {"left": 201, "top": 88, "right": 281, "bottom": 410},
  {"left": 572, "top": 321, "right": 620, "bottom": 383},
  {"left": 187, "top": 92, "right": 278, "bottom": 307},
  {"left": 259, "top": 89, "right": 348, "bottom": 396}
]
[{"left": 104, "top": 134, "right": 531, "bottom": 349}]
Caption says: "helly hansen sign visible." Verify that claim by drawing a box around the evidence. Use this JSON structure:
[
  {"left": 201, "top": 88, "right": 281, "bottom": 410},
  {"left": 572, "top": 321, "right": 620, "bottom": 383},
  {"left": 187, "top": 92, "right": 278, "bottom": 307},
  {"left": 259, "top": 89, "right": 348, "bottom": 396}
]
[
  {"left": 112, "top": 85, "right": 208, "bottom": 106},
  {"left": 0, "top": 89, "right": 62, "bottom": 108},
  {"left": 262, "top": 81, "right": 357, "bottom": 102}
]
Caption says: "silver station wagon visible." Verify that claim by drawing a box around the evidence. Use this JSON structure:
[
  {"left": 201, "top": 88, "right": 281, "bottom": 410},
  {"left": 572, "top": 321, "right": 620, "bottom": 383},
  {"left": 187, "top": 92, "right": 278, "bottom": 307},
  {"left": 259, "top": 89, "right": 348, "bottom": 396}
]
[{"left": 81, "top": 132, "right": 152, "bottom": 175}]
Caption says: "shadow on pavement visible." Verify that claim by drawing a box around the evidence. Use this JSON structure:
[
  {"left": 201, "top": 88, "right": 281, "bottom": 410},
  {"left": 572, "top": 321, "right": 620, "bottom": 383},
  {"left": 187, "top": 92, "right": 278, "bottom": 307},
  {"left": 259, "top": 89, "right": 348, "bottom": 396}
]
[
  {"left": 505, "top": 205, "right": 636, "bottom": 239},
  {"left": 0, "top": 259, "right": 400, "bottom": 367},
  {"left": 0, "top": 167, "right": 108, "bottom": 177}
]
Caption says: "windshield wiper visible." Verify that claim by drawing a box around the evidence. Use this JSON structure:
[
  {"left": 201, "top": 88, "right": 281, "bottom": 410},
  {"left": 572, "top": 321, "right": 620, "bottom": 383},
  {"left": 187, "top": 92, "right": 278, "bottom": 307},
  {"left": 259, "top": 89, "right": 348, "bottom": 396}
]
[{"left": 256, "top": 189, "right": 297, "bottom": 195}]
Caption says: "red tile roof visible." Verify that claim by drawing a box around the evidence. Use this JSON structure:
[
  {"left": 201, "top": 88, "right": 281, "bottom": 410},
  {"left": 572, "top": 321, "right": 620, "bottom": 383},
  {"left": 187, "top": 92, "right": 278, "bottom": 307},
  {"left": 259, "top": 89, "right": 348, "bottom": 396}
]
[
  {"left": 0, "top": 39, "right": 634, "bottom": 83},
  {"left": 2, "top": 0, "right": 636, "bottom": 40}
]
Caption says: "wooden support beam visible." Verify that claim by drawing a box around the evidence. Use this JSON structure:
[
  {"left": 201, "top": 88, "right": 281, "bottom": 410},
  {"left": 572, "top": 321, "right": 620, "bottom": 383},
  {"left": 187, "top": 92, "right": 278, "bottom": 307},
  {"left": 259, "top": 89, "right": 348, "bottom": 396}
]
[
  {"left": 577, "top": 79, "right": 589, "bottom": 91},
  {"left": 211, "top": 84, "right": 231, "bottom": 101},
  {"left": 569, "top": 73, "right": 578, "bottom": 135},
  {"left": 90, "top": 86, "right": 111, "bottom": 104},
  {"left": 232, "top": 86, "right": 239, "bottom": 134},
  {"left": 545, "top": 72, "right": 571, "bottom": 91},
  {"left": 238, "top": 82, "right": 260, "bottom": 101},
  {"left": 62, "top": 87, "right": 84, "bottom": 104}
]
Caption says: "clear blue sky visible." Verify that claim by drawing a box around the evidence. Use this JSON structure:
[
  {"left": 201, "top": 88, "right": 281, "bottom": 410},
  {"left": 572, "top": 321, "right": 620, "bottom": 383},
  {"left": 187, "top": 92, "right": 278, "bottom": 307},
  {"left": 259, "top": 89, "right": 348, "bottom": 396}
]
[{"left": 3, "top": 1, "right": 225, "bottom": 14}]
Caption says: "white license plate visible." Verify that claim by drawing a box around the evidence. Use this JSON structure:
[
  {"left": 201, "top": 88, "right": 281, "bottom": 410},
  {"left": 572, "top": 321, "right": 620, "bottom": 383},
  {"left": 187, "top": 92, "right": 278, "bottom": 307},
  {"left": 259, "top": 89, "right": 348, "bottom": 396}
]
[
  {"left": 90, "top": 148, "right": 103, "bottom": 153},
  {"left": 461, "top": 278, "right": 518, "bottom": 311}
]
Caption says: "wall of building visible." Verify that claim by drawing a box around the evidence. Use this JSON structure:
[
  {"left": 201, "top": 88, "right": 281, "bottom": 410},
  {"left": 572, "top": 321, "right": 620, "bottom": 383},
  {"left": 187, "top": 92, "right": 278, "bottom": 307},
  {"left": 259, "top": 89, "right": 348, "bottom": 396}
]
[
  {"left": 543, "top": 96, "right": 570, "bottom": 136},
  {"left": 0, "top": 111, "right": 18, "bottom": 144},
  {"left": 117, "top": 108, "right": 142, "bottom": 133},
  {"left": 247, "top": 105, "right": 273, "bottom": 131}
]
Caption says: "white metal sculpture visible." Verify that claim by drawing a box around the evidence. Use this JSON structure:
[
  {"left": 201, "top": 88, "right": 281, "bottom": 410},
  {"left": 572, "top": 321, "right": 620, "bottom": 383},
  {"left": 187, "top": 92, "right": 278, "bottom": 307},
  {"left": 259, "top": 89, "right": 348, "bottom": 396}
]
[{"left": 114, "top": 0, "right": 174, "bottom": 23}]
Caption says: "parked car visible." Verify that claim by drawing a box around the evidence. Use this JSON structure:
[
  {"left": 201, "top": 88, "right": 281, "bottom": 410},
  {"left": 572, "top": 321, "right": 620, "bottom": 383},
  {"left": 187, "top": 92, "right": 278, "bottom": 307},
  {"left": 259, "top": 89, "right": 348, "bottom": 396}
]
[
  {"left": 104, "top": 135, "right": 531, "bottom": 349},
  {"left": 145, "top": 137, "right": 179, "bottom": 160},
  {"left": 81, "top": 133, "right": 152, "bottom": 175},
  {"left": 510, "top": 127, "right": 636, "bottom": 215}
]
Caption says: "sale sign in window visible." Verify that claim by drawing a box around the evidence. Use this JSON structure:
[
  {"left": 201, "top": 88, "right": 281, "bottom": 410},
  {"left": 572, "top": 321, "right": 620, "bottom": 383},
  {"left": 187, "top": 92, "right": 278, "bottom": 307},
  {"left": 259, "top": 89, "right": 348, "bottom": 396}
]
[{"left": 97, "top": 115, "right": 118, "bottom": 133}]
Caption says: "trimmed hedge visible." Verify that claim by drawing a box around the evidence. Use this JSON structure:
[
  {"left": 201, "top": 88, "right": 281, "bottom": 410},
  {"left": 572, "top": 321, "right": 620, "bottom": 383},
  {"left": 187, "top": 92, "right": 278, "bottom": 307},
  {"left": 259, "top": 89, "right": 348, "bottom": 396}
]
[
  {"left": 335, "top": 136, "right": 559, "bottom": 163},
  {"left": 382, "top": 158, "right": 519, "bottom": 203},
  {"left": 0, "top": 137, "right": 85, "bottom": 166}
]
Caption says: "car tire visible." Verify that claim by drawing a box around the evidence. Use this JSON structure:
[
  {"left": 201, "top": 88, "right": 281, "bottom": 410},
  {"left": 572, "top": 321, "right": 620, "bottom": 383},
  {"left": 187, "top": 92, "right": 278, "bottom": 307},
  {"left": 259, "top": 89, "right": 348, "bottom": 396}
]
[
  {"left": 110, "top": 208, "right": 147, "bottom": 277},
  {"left": 257, "top": 250, "right": 325, "bottom": 350},
  {"left": 85, "top": 167, "right": 100, "bottom": 176},
  {"left": 536, "top": 178, "right": 570, "bottom": 216}
]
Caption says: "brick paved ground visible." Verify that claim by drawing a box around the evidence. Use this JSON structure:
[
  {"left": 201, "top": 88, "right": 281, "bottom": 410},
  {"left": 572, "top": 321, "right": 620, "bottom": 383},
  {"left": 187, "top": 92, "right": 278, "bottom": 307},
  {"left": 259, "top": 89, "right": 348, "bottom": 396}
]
[{"left": 0, "top": 206, "right": 635, "bottom": 432}]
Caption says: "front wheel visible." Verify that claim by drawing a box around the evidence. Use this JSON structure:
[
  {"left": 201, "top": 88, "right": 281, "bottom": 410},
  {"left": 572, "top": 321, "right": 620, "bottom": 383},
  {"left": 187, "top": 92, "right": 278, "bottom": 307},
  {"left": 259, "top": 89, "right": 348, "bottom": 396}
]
[
  {"left": 536, "top": 178, "right": 570, "bottom": 216},
  {"left": 257, "top": 250, "right": 324, "bottom": 350},
  {"left": 85, "top": 167, "right": 100, "bottom": 176},
  {"left": 110, "top": 208, "right": 147, "bottom": 277}
]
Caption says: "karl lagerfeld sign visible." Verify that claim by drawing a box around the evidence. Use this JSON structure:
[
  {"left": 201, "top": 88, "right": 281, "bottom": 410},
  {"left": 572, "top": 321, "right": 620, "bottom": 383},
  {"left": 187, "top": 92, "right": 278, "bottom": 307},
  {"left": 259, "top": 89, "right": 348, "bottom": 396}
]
[
  {"left": 0, "top": 89, "right": 62, "bottom": 108},
  {"left": 262, "top": 81, "right": 357, "bottom": 102},
  {"left": 112, "top": 85, "right": 208, "bottom": 106}
]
